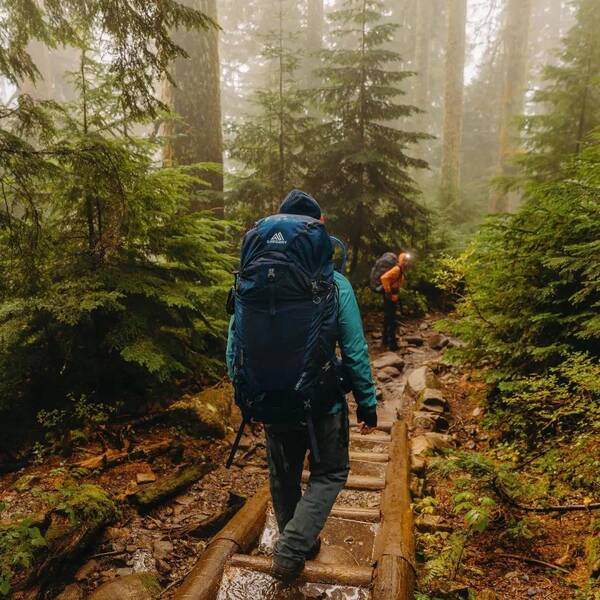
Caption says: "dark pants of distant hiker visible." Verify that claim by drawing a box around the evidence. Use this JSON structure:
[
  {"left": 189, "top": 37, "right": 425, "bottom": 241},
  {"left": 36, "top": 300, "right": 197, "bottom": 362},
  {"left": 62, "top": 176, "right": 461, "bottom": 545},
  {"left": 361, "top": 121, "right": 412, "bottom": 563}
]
[
  {"left": 383, "top": 295, "right": 398, "bottom": 350},
  {"left": 265, "top": 406, "right": 350, "bottom": 569}
]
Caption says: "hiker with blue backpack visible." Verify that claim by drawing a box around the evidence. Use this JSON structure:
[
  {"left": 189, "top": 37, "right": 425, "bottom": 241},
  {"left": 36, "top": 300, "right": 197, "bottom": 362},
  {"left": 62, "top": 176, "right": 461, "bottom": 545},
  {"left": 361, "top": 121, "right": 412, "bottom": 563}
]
[{"left": 225, "top": 190, "right": 377, "bottom": 584}]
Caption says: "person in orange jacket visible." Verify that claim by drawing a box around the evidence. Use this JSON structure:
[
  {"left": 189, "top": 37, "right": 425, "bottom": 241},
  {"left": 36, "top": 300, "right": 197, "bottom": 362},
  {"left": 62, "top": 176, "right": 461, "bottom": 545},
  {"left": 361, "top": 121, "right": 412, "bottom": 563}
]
[{"left": 380, "top": 252, "right": 412, "bottom": 350}]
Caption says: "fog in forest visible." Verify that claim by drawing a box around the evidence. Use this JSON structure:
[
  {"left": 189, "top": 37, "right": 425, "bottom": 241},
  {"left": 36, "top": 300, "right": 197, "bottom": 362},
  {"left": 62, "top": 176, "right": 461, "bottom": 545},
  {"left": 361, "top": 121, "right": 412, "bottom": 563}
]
[{"left": 0, "top": 2, "right": 599, "bottom": 597}]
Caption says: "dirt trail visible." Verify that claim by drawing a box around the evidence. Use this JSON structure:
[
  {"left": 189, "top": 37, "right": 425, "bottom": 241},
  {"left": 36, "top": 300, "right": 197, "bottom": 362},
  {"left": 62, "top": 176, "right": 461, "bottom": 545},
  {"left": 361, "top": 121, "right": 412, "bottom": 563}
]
[{"left": 3, "top": 315, "right": 578, "bottom": 599}]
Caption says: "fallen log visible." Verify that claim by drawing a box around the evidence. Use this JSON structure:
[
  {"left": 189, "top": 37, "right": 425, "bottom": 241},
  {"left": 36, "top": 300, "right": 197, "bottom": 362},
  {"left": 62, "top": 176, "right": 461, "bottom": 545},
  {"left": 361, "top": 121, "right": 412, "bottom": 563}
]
[
  {"left": 302, "top": 471, "right": 385, "bottom": 491},
  {"left": 174, "top": 484, "right": 270, "bottom": 600},
  {"left": 229, "top": 554, "right": 374, "bottom": 587},
  {"left": 493, "top": 478, "right": 600, "bottom": 513},
  {"left": 132, "top": 463, "right": 215, "bottom": 509},
  {"left": 184, "top": 492, "right": 247, "bottom": 538},
  {"left": 496, "top": 552, "right": 570, "bottom": 574},
  {"left": 74, "top": 440, "right": 175, "bottom": 471},
  {"left": 7, "top": 485, "right": 117, "bottom": 598},
  {"left": 372, "top": 421, "right": 416, "bottom": 600}
]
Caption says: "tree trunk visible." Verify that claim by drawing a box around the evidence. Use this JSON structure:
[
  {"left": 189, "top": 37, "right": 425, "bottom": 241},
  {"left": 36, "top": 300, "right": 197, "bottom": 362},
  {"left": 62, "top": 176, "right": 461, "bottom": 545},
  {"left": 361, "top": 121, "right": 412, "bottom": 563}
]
[
  {"left": 163, "top": 0, "right": 224, "bottom": 199},
  {"left": 305, "top": 0, "right": 324, "bottom": 86},
  {"left": 491, "top": 0, "right": 533, "bottom": 212},
  {"left": 439, "top": 0, "right": 467, "bottom": 212},
  {"left": 414, "top": 0, "right": 433, "bottom": 133}
]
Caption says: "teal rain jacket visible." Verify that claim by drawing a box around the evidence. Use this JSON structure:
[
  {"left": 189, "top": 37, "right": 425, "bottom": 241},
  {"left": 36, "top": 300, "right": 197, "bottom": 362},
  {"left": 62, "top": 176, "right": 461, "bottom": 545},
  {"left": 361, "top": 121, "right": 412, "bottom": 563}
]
[{"left": 226, "top": 270, "right": 377, "bottom": 414}]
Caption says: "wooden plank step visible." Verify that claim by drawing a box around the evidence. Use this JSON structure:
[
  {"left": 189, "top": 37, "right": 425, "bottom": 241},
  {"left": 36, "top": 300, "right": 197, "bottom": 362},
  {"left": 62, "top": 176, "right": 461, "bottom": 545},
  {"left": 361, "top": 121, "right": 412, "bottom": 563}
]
[
  {"left": 349, "top": 432, "right": 391, "bottom": 444},
  {"left": 350, "top": 451, "right": 389, "bottom": 463},
  {"left": 350, "top": 420, "right": 394, "bottom": 433},
  {"left": 330, "top": 506, "right": 380, "bottom": 522},
  {"left": 229, "top": 554, "right": 373, "bottom": 587},
  {"left": 302, "top": 471, "right": 385, "bottom": 491}
]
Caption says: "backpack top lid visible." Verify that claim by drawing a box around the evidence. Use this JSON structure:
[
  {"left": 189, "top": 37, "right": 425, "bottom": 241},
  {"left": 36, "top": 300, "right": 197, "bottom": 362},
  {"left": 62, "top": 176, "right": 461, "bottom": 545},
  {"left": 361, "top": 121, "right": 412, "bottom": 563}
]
[{"left": 241, "top": 213, "right": 334, "bottom": 279}]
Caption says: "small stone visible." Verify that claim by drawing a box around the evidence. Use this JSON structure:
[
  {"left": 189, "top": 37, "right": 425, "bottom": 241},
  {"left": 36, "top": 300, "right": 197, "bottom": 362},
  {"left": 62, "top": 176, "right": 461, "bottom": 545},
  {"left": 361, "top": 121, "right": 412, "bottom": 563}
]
[
  {"left": 136, "top": 472, "right": 157, "bottom": 485},
  {"left": 472, "top": 407, "right": 482, "bottom": 418},
  {"left": 156, "top": 559, "right": 172, "bottom": 574},
  {"left": 152, "top": 540, "right": 174, "bottom": 561},
  {"left": 413, "top": 411, "right": 449, "bottom": 433},
  {"left": 75, "top": 559, "right": 99, "bottom": 581},
  {"left": 415, "top": 514, "right": 453, "bottom": 533},
  {"left": 418, "top": 388, "right": 447, "bottom": 413},
  {"left": 410, "top": 455, "right": 427, "bottom": 476},
  {"left": 12, "top": 473, "right": 41, "bottom": 492},
  {"left": 372, "top": 352, "right": 405, "bottom": 371},
  {"left": 377, "top": 371, "right": 392, "bottom": 383},
  {"left": 407, "top": 366, "right": 441, "bottom": 395},
  {"left": 126, "top": 544, "right": 138, "bottom": 553},
  {"left": 89, "top": 573, "right": 161, "bottom": 600},
  {"left": 343, "top": 536, "right": 354, "bottom": 544},
  {"left": 412, "top": 433, "right": 454, "bottom": 457},
  {"left": 116, "top": 568, "right": 133, "bottom": 577},
  {"left": 419, "top": 323, "right": 429, "bottom": 331},
  {"left": 410, "top": 477, "right": 425, "bottom": 499},
  {"left": 381, "top": 366, "right": 402, "bottom": 378},
  {"left": 405, "top": 335, "right": 424, "bottom": 346}
]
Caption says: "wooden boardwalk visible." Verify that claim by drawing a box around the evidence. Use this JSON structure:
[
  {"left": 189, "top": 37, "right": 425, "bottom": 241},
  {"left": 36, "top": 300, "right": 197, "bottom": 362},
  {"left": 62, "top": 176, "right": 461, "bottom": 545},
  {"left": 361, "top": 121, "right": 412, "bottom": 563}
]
[{"left": 174, "top": 419, "right": 415, "bottom": 600}]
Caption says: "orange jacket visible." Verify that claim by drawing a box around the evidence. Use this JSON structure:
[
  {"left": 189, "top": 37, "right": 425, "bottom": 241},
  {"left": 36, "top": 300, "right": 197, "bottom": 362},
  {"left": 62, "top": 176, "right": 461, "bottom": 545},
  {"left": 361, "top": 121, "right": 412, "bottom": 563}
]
[{"left": 380, "top": 254, "right": 410, "bottom": 300}]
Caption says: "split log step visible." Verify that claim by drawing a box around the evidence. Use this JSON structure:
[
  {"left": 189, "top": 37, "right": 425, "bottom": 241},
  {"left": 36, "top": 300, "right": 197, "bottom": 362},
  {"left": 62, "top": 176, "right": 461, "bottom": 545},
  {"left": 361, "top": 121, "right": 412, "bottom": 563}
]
[
  {"left": 330, "top": 506, "right": 380, "bottom": 522},
  {"left": 350, "top": 420, "right": 394, "bottom": 433},
  {"left": 229, "top": 553, "right": 374, "bottom": 587},
  {"left": 349, "top": 432, "right": 391, "bottom": 444},
  {"left": 302, "top": 471, "right": 385, "bottom": 491},
  {"left": 349, "top": 451, "right": 389, "bottom": 463}
]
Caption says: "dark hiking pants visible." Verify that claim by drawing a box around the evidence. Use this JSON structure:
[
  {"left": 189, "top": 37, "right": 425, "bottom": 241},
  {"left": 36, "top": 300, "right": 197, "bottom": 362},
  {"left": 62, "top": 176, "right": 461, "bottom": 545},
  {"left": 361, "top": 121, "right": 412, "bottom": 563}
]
[
  {"left": 383, "top": 295, "right": 398, "bottom": 350},
  {"left": 265, "top": 407, "right": 350, "bottom": 569}
]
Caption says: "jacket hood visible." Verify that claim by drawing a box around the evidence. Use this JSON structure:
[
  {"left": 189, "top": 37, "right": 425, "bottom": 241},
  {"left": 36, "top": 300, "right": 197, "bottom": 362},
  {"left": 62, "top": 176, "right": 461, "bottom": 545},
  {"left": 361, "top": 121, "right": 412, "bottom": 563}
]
[{"left": 279, "top": 189, "right": 322, "bottom": 220}]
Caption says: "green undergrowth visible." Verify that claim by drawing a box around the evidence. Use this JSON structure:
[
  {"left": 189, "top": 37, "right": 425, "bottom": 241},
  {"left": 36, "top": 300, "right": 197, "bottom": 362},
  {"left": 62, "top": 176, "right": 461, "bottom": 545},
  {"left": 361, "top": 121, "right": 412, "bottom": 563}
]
[{"left": 0, "top": 483, "right": 117, "bottom": 596}]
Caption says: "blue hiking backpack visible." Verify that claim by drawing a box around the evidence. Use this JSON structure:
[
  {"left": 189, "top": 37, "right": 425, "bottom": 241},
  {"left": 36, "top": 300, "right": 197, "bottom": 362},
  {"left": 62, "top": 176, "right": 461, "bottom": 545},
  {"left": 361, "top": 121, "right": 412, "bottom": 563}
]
[{"left": 226, "top": 213, "right": 345, "bottom": 467}]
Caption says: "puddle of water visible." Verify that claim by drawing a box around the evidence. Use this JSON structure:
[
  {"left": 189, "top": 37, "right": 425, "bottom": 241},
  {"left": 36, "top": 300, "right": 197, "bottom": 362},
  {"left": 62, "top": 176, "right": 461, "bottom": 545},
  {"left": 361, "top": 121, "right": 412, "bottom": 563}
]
[
  {"left": 216, "top": 566, "right": 371, "bottom": 600},
  {"left": 258, "top": 508, "right": 378, "bottom": 565}
]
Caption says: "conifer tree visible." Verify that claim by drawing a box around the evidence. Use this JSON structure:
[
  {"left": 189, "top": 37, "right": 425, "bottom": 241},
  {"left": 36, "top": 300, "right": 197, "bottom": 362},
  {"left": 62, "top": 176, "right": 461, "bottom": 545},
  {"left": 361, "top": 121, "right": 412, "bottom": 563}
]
[
  {"left": 0, "top": 3, "right": 231, "bottom": 421},
  {"left": 520, "top": 0, "right": 600, "bottom": 181},
  {"left": 307, "top": 0, "right": 429, "bottom": 275},
  {"left": 227, "top": 0, "right": 312, "bottom": 225}
]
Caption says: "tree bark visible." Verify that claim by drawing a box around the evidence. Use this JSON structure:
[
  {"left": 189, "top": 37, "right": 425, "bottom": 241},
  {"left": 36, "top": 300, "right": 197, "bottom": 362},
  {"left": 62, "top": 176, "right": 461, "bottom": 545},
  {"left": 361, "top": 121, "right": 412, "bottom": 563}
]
[
  {"left": 439, "top": 0, "right": 467, "bottom": 212},
  {"left": 163, "top": 0, "right": 224, "bottom": 198},
  {"left": 414, "top": 0, "right": 433, "bottom": 138},
  {"left": 491, "top": 0, "right": 533, "bottom": 212},
  {"left": 305, "top": 0, "right": 324, "bottom": 86}
]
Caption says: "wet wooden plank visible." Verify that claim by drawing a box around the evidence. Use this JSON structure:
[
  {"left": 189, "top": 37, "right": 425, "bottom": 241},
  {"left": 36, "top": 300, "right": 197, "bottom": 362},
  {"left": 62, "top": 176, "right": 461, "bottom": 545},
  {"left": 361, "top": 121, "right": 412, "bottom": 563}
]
[{"left": 229, "top": 554, "right": 374, "bottom": 587}]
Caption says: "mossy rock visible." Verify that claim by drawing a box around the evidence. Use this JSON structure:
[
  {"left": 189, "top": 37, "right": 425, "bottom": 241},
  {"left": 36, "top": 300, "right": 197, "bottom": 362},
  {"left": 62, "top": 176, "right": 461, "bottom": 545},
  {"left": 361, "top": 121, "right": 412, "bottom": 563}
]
[
  {"left": 133, "top": 463, "right": 215, "bottom": 509},
  {"left": 89, "top": 572, "right": 161, "bottom": 600},
  {"left": 168, "top": 384, "right": 232, "bottom": 439}
]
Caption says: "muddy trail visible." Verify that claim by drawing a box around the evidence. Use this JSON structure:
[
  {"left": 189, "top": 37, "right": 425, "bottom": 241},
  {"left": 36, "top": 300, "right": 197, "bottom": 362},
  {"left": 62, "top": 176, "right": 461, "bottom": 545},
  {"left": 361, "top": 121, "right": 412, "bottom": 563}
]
[{"left": 0, "top": 315, "right": 586, "bottom": 599}]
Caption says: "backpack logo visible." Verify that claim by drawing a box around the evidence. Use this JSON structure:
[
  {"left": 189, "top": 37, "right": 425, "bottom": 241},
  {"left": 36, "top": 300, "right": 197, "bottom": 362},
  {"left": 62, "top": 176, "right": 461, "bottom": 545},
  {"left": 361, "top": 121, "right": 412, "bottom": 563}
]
[{"left": 267, "top": 231, "right": 286, "bottom": 245}]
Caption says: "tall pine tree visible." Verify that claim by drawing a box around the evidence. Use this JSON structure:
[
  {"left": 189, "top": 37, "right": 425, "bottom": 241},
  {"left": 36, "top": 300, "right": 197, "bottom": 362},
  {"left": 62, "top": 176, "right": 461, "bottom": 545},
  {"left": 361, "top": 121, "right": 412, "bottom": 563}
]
[
  {"left": 307, "top": 0, "right": 429, "bottom": 275},
  {"left": 227, "top": 0, "right": 312, "bottom": 225},
  {"left": 520, "top": 0, "right": 600, "bottom": 181}
]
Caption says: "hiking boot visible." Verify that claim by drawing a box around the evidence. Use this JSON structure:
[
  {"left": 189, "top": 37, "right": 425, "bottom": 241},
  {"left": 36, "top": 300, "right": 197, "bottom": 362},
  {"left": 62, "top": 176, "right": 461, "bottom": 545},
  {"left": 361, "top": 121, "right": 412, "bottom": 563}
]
[
  {"left": 271, "top": 557, "right": 304, "bottom": 584},
  {"left": 306, "top": 536, "right": 321, "bottom": 561}
]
